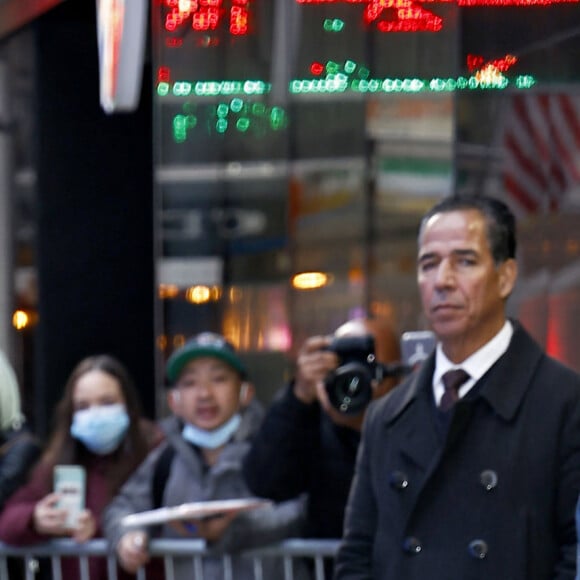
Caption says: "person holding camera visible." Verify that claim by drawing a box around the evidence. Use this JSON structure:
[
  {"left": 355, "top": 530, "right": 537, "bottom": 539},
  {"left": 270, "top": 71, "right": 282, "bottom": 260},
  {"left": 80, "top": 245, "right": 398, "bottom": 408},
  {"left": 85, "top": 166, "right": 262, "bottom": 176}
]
[{"left": 242, "top": 317, "right": 401, "bottom": 550}]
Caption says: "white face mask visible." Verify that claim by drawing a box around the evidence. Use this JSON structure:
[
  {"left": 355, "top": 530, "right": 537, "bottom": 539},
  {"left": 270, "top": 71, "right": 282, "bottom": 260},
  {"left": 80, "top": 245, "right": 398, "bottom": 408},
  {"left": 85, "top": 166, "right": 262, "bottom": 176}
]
[
  {"left": 182, "top": 413, "right": 241, "bottom": 449},
  {"left": 70, "top": 403, "right": 130, "bottom": 455}
]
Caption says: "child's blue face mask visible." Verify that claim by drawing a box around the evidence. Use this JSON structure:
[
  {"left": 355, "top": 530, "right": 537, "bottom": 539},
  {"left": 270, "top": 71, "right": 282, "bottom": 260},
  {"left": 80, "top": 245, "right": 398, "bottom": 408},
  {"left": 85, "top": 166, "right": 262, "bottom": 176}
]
[
  {"left": 182, "top": 413, "right": 241, "bottom": 449},
  {"left": 70, "top": 403, "right": 130, "bottom": 455}
]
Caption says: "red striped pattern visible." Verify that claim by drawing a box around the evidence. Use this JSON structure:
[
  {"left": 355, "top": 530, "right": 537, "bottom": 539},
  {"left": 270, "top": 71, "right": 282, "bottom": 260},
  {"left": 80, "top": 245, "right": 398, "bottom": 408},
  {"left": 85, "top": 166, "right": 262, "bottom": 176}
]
[{"left": 502, "top": 93, "right": 580, "bottom": 215}]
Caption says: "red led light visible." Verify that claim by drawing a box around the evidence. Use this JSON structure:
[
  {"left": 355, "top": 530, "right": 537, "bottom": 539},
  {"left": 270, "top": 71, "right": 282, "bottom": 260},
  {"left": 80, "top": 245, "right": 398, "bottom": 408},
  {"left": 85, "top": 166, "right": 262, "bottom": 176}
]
[
  {"left": 158, "top": 66, "right": 171, "bottom": 83},
  {"left": 458, "top": 0, "right": 578, "bottom": 4},
  {"left": 165, "top": 37, "right": 183, "bottom": 47},
  {"left": 467, "top": 54, "right": 485, "bottom": 71},
  {"left": 310, "top": 62, "right": 325, "bottom": 75},
  {"left": 467, "top": 54, "right": 517, "bottom": 74},
  {"left": 197, "top": 35, "right": 220, "bottom": 47},
  {"left": 162, "top": 0, "right": 253, "bottom": 36},
  {"left": 192, "top": 6, "right": 219, "bottom": 30},
  {"left": 365, "top": 0, "right": 442, "bottom": 32},
  {"left": 298, "top": 0, "right": 577, "bottom": 4},
  {"left": 296, "top": 0, "right": 580, "bottom": 11},
  {"left": 160, "top": 0, "right": 579, "bottom": 38},
  {"left": 230, "top": 5, "right": 249, "bottom": 35}
]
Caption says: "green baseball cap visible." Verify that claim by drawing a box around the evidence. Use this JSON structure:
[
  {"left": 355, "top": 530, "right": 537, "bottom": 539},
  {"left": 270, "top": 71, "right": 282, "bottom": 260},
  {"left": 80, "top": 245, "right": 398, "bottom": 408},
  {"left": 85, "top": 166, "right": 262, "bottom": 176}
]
[{"left": 166, "top": 332, "right": 247, "bottom": 383}]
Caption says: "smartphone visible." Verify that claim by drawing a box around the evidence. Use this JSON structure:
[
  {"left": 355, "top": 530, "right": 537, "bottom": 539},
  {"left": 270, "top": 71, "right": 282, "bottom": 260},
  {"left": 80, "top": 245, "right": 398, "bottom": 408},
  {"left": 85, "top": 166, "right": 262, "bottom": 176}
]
[
  {"left": 400, "top": 331, "right": 436, "bottom": 370},
  {"left": 54, "top": 465, "right": 86, "bottom": 529}
]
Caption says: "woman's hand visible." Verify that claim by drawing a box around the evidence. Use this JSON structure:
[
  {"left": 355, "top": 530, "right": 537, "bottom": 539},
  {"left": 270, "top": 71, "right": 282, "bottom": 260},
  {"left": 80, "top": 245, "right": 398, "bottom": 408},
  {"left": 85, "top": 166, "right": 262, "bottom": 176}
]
[
  {"left": 33, "top": 493, "right": 97, "bottom": 542},
  {"left": 32, "top": 493, "right": 68, "bottom": 536},
  {"left": 72, "top": 509, "right": 97, "bottom": 543}
]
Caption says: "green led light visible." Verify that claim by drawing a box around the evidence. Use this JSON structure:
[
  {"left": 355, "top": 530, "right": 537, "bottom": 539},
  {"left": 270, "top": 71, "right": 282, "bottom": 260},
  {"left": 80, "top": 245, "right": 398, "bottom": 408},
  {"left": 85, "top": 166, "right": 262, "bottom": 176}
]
[
  {"left": 429, "top": 78, "right": 446, "bottom": 91},
  {"left": 216, "top": 103, "right": 229, "bottom": 117},
  {"left": 323, "top": 18, "right": 344, "bottom": 32},
  {"left": 194, "top": 81, "right": 223, "bottom": 96},
  {"left": 172, "top": 114, "right": 187, "bottom": 143},
  {"left": 164, "top": 74, "right": 537, "bottom": 100},
  {"left": 243, "top": 80, "right": 269, "bottom": 94},
  {"left": 251, "top": 102, "right": 266, "bottom": 116},
  {"left": 325, "top": 61, "right": 340, "bottom": 75},
  {"left": 173, "top": 82, "right": 193, "bottom": 96},
  {"left": 344, "top": 60, "right": 357, "bottom": 74},
  {"left": 358, "top": 67, "right": 370, "bottom": 80},
  {"left": 270, "top": 107, "right": 287, "bottom": 130},
  {"left": 516, "top": 75, "right": 536, "bottom": 89},
  {"left": 157, "top": 82, "right": 170, "bottom": 96},
  {"left": 236, "top": 118, "right": 250, "bottom": 132},
  {"left": 216, "top": 118, "right": 228, "bottom": 133},
  {"left": 222, "top": 81, "right": 244, "bottom": 94},
  {"left": 185, "top": 114, "right": 197, "bottom": 128},
  {"left": 230, "top": 98, "right": 244, "bottom": 113}
]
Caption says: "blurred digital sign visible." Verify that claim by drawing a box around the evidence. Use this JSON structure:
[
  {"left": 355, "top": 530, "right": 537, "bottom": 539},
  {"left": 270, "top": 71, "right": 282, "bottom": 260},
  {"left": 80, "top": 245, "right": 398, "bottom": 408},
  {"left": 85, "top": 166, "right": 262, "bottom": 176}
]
[
  {"left": 163, "top": 0, "right": 250, "bottom": 34},
  {"left": 155, "top": 0, "right": 579, "bottom": 142},
  {"left": 160, "top": 0, "right": 579, "bottom": 39}
]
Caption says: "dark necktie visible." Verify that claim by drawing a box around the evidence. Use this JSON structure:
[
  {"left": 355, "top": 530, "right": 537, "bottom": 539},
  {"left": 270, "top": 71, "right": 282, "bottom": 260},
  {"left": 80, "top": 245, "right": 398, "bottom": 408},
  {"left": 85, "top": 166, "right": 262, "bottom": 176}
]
[{"left": 439, "top": 368, "right": 470, "bottom": 412}]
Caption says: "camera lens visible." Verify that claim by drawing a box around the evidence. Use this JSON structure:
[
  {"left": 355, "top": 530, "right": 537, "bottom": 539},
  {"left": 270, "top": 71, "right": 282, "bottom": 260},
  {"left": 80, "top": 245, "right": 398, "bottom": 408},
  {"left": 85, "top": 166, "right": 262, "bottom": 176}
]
[{"left": 325, "top": 362, "right": 373, "bottom": 415}]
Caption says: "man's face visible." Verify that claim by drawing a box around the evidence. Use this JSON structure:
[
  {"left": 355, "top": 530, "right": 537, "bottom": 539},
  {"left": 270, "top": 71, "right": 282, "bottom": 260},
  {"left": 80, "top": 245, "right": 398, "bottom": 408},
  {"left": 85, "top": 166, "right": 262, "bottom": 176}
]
[
  {"left": 417, "top": 208, "right": 516, "bottom": 361},
  {"left": 168, "top": 357, "right": 242, "bottom": 431}
]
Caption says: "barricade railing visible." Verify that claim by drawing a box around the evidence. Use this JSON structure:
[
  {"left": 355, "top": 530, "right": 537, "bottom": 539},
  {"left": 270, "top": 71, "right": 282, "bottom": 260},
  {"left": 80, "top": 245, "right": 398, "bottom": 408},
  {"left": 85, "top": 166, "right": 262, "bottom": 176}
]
[{"left": 0, "top": 538, "right": 340, "bottom": 580}]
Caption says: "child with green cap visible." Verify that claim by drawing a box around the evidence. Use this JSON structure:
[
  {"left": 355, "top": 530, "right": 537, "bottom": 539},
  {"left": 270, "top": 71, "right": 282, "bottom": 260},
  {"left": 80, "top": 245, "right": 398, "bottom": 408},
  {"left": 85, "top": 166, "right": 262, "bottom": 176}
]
[{"left": 103, "top": 332, "right": 308, "bottom": 579}]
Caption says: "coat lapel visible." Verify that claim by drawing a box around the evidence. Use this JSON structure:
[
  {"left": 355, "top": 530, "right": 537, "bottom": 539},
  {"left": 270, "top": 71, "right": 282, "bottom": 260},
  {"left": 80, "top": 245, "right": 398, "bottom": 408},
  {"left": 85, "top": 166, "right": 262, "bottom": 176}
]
[
  {"left": 386, "top": 357, "right": 443, "bottom": 473},
  {"left": 478, "top": 322, "right": 544, "bottom": 421}
]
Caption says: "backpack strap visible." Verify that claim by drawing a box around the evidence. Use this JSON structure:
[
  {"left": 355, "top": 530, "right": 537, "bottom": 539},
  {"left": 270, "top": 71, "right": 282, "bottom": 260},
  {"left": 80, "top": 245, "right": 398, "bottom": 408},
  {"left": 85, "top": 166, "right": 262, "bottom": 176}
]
[{"left": 152, "top": 443, "right": 176, "bottom": 509}]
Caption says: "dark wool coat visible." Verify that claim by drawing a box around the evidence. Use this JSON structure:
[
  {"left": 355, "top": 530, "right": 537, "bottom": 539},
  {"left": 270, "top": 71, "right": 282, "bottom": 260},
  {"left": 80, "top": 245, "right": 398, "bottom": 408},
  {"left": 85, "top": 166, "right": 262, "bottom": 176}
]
[
  {"left": 335, "top": 322, "right": 580, "bottom": 580},
  {"left": 243, "top": 384, "right": 361, "bottom": 539}
]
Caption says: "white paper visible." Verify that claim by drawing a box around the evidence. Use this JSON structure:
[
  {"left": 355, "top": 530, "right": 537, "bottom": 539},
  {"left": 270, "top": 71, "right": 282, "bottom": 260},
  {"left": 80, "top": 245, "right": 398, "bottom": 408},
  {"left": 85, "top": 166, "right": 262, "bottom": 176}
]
[{"left": 121, "top": 498, "right": 272, "bottom": 528}]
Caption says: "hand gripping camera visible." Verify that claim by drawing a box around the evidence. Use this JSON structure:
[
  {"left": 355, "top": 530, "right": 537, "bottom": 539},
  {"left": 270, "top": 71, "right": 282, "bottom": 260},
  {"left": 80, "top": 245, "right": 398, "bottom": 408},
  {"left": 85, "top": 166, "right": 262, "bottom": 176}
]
[{"left": 324, "top": 334, "right": 407, "bottom": 416}]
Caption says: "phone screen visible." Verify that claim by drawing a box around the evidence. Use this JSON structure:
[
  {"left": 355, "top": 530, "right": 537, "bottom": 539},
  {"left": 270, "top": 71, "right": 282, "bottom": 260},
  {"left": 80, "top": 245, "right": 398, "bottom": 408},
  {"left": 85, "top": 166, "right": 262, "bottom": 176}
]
[
  {"left": 54, "top": 465, "right": 86, "bottom": 529},
  {"left": 400, "top": 331, "right": 436, "bottom": 370}
]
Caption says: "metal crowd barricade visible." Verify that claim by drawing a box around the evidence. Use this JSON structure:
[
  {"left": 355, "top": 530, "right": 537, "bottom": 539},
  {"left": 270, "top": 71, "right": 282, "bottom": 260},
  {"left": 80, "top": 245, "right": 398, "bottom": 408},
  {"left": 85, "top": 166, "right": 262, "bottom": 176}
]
[{"left": 0, "top": 538, "right": 340, "bottom": 580}]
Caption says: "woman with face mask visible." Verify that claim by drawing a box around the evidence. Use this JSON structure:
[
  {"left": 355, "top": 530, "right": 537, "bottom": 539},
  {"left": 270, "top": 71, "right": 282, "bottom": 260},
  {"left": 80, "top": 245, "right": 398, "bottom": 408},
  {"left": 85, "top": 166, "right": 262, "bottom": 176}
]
[{"left": 0, "top": 354, "right": 163, "bottom": 580}]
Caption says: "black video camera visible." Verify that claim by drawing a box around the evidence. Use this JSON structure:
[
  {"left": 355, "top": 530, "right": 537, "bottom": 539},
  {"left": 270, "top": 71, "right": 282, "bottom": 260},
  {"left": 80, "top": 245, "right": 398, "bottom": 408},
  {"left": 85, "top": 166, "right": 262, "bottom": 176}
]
[{"left": 324, "top": 334, "right": 407, "bottom": 416}]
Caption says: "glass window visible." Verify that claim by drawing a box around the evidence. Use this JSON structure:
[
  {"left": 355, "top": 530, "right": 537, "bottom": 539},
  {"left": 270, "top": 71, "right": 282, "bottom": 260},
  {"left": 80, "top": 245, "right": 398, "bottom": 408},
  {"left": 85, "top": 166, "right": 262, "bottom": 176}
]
[{"left": 153, "top": 0, "right": 580, "bottom": 401}]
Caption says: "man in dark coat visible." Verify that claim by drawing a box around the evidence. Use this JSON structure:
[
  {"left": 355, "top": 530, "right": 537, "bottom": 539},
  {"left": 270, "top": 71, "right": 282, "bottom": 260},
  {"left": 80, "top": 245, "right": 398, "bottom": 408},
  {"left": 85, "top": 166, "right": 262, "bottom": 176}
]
[{"left": 335, "top": 194, "right": 580, "bottom": 580}]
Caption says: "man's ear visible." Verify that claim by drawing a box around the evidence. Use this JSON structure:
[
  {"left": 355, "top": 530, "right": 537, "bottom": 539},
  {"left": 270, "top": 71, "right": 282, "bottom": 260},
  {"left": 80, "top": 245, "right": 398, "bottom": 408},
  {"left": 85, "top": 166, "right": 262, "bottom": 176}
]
[
  {"left": 239, "top": 382, "right": 255, "bottom": 407},
  {"left": 498, "top": 258, "right": 518, "bottom": 299},
  {"left": 167, "top": 389, "right": 180, "bottom": 413}
]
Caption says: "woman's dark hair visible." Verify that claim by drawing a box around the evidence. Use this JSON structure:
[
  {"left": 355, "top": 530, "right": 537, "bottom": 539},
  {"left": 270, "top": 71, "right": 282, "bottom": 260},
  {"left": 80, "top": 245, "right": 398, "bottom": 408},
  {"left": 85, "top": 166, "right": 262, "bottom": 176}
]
[
  {"left": 42, "top": 354, "right": 151, "bottom": 493},
  {"left": 418, "top": 194, "right": 517, "bottom": 264}
]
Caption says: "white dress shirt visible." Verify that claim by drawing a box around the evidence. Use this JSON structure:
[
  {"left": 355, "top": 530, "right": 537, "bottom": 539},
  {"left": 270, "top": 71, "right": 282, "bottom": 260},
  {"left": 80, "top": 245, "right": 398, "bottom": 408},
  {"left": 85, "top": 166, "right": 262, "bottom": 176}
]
[{"left": 433, "top": 320, "right": 514, "bottom": 407}]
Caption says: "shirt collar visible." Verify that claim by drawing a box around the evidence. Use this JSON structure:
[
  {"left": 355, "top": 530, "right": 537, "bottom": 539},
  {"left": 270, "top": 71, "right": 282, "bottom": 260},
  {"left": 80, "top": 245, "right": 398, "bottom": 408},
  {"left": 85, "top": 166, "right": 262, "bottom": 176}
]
[{"left": 433, "top": 320, "right": 513, "bottom": 398}]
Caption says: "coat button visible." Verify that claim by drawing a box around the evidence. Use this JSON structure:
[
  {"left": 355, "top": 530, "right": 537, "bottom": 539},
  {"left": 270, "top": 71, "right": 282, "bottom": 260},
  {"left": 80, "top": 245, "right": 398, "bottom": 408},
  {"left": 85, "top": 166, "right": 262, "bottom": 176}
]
[
  {"left": 479, "top": 469, "right": 498, "bottom": 491},
  {"left": 389, "top": 471, "right": 409, "bottom": 490},
  {"left": 402, "top": 536, "right": 422, "bottom": 554},
  {"left": 468, "top": 539, "right": 488, "bottom": 559}
]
